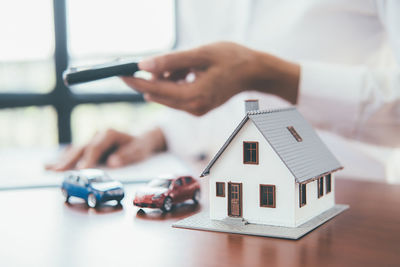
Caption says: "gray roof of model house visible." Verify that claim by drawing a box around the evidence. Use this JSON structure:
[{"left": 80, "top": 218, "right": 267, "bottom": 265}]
[{"left": 200, "top": 107, "right": 343, "bottom": 183}]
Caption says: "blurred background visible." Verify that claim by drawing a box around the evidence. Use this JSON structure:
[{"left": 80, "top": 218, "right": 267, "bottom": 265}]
[
  {"left": 1, "top": 0, "right": 399, "bottom": 184},
  {"left": 0, "top": 0, "right": 174, "bottom": 147}
]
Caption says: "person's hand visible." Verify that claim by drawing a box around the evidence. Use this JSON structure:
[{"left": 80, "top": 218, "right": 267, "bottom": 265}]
[
  {"left": 45, "top": 128, "right": 166, "bottom": 171},
  {"left": 122, "top": 41, "right": 300, "bottom": 116}
]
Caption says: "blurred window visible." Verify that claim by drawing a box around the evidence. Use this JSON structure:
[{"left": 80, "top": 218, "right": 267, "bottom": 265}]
[
  {"left": 0, "top": 0, "right": 55, "bottom": 93},
  {"left": 0, "top": 0, "right": 176, "bottom": 146},
  {"left": 67, "top": 0, "right": 175, "bottom": 94},
  {"left": 0, "top": 106, "right": 58, "bottom": 148}
]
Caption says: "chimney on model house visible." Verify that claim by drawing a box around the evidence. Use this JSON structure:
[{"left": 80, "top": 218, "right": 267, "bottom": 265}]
[{"left": 245, "top": 99, "right": 259, "bottom": 113}]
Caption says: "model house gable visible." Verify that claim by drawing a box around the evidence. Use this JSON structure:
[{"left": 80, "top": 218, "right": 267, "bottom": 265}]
[
  {"left": 201, "top": 107, "right": 343, "bottom": 183},
  {"left": 208, "top": 118, "right": 294, "bottom": 181},
  {"left": 206, "top": 119, "right": 296, "bottom": 226}
]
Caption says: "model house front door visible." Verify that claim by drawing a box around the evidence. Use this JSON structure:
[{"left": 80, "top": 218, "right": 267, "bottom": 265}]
[{"left": 228, "top": 182, "right": 242, "bottom": 217}]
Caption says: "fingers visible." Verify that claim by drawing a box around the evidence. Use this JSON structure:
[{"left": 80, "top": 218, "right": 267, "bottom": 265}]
[
  {"left": 45, "top": 146, "right": 85, "bottom": 172},
  {"left": 45, "top": 129, "right": 136, "bottom": 171},
  {"left": 106, "top": 142, "right": 150, "bottom": 168},
  {"left": 145, "top": 92, "right": 209, "bottom": 116},
  {"left": 123, "top": 73, "right": 214, "bottom": 116},
  {"left": 143, "top": 93, "right": 187, "bottom": 112},
  {"left": 139, "top": 47, "right": 210, "bottom": 75},
  {"left": 165, "top": 69, "right": 191, "bottom": 81},
  {"left": 77, "top": 129, "right": 132, "bottom": 169},
  {"left": 122, "top": 76, "right": 190, "bottom": 101}
]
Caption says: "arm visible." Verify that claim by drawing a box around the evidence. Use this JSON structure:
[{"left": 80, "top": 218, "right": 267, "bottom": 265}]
[
  {"left": 123, "top": 6, "right": 399, "bottom": 145},
  {"left": 297, "top": 1, "right": 400, "bottom": 145},
  {"left": 122, "top": 42, "right": 300, "bottom": 116}
]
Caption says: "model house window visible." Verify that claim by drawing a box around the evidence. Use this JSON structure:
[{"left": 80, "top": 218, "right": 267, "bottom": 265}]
[
  {"left": 287, "top": 126, "right": 303, "bottom": 142},
  {"left": 243, "top": 141, "right": 258, "bottom": 164},
  {"left": 299, "top": 184, "right": 307, "bottom": 207},
  {"left": 326, "top": 174, "right": 332, "bottom": 193},
  {"left": 317, "top": 177, "right": 324, "bottom": 198},
  {"left": 216, "top": 182, "right": 225, "bottom": 197},
  {"left": 260, "top": 185, "right": 276, "bottom": 208}
]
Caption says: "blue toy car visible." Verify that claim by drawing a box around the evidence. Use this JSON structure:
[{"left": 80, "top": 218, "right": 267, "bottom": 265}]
[{"left": 61, "top": 169, "right": 124, "bottom": 208}]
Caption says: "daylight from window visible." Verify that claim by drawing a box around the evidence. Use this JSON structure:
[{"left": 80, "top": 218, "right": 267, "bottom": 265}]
[{"left": 0, "top": 0, "right": 174, "bottom": 147}]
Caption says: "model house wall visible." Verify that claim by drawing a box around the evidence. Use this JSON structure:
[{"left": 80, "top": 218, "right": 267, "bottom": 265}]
[
  {"left": 208, "top": 120, "right": 297, "bottom": 227},
  {"left": 295, "top": 175, "right": 335, "bottom": 226}
]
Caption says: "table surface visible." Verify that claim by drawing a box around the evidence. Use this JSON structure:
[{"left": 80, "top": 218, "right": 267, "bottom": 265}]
[{"left": 1, "top": 178, "right": 399, "bottom": 267}]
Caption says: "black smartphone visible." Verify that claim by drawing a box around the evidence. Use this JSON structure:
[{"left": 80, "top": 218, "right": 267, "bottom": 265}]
[{"left": 63, "top": 60, "right": 139, "bottom": 86}]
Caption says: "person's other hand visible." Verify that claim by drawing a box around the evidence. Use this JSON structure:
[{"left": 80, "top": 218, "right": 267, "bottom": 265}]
[
  {"left": 122, "top": 42, "right": 300, "bottom": 116},
  {"left": 45, "top": 128, "right": 166, "bottom": 171}
]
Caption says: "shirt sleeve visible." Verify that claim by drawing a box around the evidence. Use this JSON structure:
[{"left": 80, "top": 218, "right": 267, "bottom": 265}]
[{"left": 297, "top": 1, "right": 400, "bottom": 146}]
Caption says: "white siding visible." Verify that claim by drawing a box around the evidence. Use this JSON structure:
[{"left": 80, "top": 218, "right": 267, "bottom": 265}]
[
  {"left": 208, "top": 120, "right": 297, "bottom": 227},
  {"left": 294, "top": 174, "right": 335, "bottom": 226}
]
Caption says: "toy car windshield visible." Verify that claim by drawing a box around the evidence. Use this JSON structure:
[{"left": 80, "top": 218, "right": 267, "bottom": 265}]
[
  {"left": 88, "top": 175, "right": 112, "bottom": 183},
  {"left": 147, "top": 179, "right": 172, "bottom": 188}
]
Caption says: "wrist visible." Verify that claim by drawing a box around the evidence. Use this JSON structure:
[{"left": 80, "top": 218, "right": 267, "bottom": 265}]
[{"left": 245, "top": 50, "right": 300, "bottom": 104}]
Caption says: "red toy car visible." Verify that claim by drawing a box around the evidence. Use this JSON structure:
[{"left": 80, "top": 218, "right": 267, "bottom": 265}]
[{"left": 133, "top": 176, "right": 201, "bottom": 212}]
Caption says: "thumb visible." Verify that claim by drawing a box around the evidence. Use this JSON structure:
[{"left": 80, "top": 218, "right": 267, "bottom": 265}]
[{"left": 139, "top": 48, "right": 209, "bottom": 75}]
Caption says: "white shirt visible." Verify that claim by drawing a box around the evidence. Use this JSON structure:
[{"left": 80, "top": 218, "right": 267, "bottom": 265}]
[{"left": 159, "top": 0, "right": 400, "bottom": 182}]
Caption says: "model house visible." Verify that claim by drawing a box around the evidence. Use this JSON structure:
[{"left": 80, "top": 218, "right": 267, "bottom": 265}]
[{"left": 200, "top": 100, "right": 343, "bottom": 227}]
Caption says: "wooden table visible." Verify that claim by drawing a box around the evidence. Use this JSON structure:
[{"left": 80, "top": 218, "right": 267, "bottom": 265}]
[{"left": 0, "top": 178, "right": 399, "bottom": 267}]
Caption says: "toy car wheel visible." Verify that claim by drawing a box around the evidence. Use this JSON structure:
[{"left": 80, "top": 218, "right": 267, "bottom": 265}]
[
  {"left": 161, "top": 197, "right": 173, "bottom": 212},
  {"left": 61, "top": 188, "right": 69, "bottom": 202},
  {"left": 87, "top": 193, "right": 97, "bottom": 208},
  {"left": 192, "top": 189, "right": 200, "bottom": 204}
]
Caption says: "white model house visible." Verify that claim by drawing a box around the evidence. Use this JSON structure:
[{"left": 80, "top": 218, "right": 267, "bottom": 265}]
[{"left": 200, "top": 100, "right": 343, "bottom": 227}]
